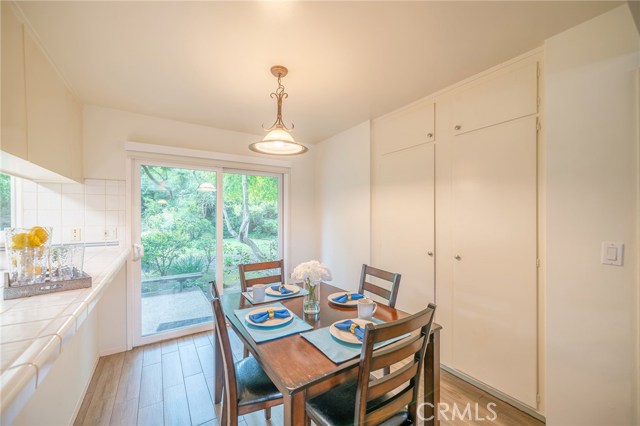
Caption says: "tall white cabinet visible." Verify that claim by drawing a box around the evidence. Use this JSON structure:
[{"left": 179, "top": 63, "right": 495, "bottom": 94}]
[{"left": 372, "top": 52, "right": 542, "bottom": 412}]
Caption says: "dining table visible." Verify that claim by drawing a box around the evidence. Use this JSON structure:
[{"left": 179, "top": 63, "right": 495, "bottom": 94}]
[{"left": 214, "top": 282, "right": 442, "bottom": 426}]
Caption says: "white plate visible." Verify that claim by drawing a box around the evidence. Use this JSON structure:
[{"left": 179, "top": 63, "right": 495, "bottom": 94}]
[
  {"left": 327, "top": 291, "right": 363, "bottom": 307},
  {"left": 245, "top": 307, "right": 294, "bottom": 328},
  {"left": 329, "top": 318, "right": 373, "bottom": 344},
  {"left": 265, "top": 284, "right": 300, "bottom": 297}
]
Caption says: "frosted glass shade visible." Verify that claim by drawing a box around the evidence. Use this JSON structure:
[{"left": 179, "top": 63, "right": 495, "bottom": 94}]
[{"left": 249, "top": 128, "right": 308, "bottom": 155}]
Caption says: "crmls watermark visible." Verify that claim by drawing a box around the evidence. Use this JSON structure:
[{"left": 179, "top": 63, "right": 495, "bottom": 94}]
[{"left": 418, "top": 402, "right": 498, "bottom": 422}]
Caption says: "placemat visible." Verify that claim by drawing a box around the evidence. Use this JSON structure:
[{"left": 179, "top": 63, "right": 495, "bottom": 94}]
[
  {"left": 234, "top": 302, "right": 313, "bottom": 343},
  {"left": 301, "top": 318, "right": 410, "bottom": 364},
  {"left": 242, "top": 285, "right": 308, "bottom": 305}
]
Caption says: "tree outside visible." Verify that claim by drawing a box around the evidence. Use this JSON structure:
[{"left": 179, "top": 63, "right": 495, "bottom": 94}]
[{"left": 0, "top": 173, "right": 11, "bottom": 231}]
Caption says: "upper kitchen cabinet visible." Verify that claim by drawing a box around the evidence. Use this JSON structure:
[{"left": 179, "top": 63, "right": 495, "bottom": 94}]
[
  {"left": 1, "top": 1, "right": 28, "bottom": 159},
  {"left": 451, "top": 58, "right": 538, "bottom": 136},
  {"left": 0, "top": 3, "right": 82, "bottom": 183},
  {"left": 372, "top": 100, "right": 435, "bottom": 155}
]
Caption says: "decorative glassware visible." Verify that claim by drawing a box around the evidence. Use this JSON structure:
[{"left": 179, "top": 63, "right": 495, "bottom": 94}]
[
  {"left": 4, "top": 227, "right": 52, "bottom": 286},
  {"left": 291, "top": 260, "right": 332, "bottom": 315},
  {"left": 303, "top": 278, "right": 320, "bottom": 314}
]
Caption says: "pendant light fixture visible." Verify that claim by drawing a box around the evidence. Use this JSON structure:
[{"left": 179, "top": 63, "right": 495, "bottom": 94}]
[{"left": 249, "top": 65, "right": 308, "bottom": 155}]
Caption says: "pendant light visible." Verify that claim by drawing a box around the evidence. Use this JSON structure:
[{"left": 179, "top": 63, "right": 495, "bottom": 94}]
[{"left": 249, "top": 65, "right": 307, "bottom": 155}]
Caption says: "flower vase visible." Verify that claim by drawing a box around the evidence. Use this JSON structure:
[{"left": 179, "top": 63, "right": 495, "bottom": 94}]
[{"left": 303, "top": 278, "right": 320, "bottom": 314}]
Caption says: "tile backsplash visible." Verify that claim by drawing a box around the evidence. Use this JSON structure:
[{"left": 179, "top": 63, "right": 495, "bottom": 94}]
[{"left": 18, "top": 179, "right": 127, "bottom": 245}]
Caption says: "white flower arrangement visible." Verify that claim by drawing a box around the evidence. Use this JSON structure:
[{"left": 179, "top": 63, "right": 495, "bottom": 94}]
[{"left": 291, "top": 260, "right": 332, "bottom": 286}]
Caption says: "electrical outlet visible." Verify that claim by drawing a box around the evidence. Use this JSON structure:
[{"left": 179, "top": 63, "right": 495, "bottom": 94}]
[
  {"left": 71, "top": 228, "right": 82, "bottom": 241},
  {"left": 104, "top": 227, "right": 117, "bottom": 240}
]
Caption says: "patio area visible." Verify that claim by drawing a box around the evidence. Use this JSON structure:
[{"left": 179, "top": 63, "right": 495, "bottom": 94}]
[{"left": 141, "top": 288, "right": 213, "bottom": 336}]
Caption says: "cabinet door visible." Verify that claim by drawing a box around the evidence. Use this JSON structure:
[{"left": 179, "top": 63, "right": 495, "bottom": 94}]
[
  {"left": 374, "top": 143, "right": 435, "bottom": 313},
  {"left": 451, "top": 116, "right": 537, "bottom": 407},
  {"left": 1, "top": 3, "right": 28, "bottom": 158},
  {"left": 452, "top": 60, "right": 538, "bottom": 135},
  {"left": 373, "top": 101, "right": 435, "bottom": 155}
]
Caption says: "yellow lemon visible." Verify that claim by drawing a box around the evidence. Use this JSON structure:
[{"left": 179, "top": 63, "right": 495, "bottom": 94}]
[
  {"left": 11, "top": 233, "right": 29, "bottom": 249},
  {"left": 30, "top": 226, "right": 49, "bottom": 245},
  {"left": 27, "top": 234, "right": 42, "bottom": 248}
]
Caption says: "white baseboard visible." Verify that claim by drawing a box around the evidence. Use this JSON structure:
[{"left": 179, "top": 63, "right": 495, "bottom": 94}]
[
  {"left": 69, "top": 354, "right": 100, "bottom": 424},
  {"left": 100, "top": 345, "right": 128, "bottom": 357}
]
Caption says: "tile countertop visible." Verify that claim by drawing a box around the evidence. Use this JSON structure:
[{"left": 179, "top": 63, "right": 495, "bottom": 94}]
[{"left": 0, "top": 246, "right": 129, "bottom": 421}]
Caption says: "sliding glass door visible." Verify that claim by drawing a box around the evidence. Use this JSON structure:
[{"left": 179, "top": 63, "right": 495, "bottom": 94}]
[{"left": 132, "top": 160, "right": 283, "bottom": 345}]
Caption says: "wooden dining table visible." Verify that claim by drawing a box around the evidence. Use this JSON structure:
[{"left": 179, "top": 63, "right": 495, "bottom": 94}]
[{"left": 214, "top": 283, "right": 442, "bottom": 426}]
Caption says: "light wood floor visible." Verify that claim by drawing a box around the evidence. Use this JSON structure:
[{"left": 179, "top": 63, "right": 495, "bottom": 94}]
[{"left": 74, "top": 330, "right": 544, "bottom": 426}]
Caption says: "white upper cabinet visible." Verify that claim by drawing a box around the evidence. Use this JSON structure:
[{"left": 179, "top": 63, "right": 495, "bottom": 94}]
[
  {"left": 0, "top": 3, "right": 82, "bottom": 183},
  {"left": 451, "top": 60, "right": 538, "bottom": 135},
  {"left": 1, "top": 2, "right": 28, "bottom": 158},
  {"left": 373, "top": 100, "right": 435, "bottom": 155}
]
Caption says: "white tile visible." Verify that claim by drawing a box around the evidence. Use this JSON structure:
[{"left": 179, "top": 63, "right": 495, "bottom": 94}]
[
  {"left": 84, "top": 179, "right": 105, "bottom": 194},
  {"left": 61, "top": 193, "right": 84, "bottom": 211},
  {"left": 0, "top": 319, "right": 51, "bottom": 343},
  {"left": 0, "top": 304, "right": 68, "bottom": 326},
  {"left": 118, "top": 195, "right": 126, "bottom": 210},
  {"left": 38, "top": 183, "right": 61, "bottom": 194},
  {"left": 106, "top": 211, "right": 119, "bottom": 227},
  {"left": 36, "top": 210, "right": 62, "bottom": 230},
  {"left": 61, "top": 209, "right": 84, "bottom": 227},
  {"left": 118, "top": 181, "right": 126, "bottom": 195},
  {"left": 61, "top": 183, "right": 84, "bottom": 194},
  {"left": 117, "top": 227, "right": 126, "bottom": 243},
  {"left": 21, "top": 180, "right": 37, "bottom": 193},
  {"left": 118, "top": 211, "right": 126, "bottom": 226},
  {"left": 85, "top": 210, "right": 105, "bottom": 227},
  {"left": 105, "top": 195, "right": 119, "bottom": 211},
  {"left": 37, "top": 192, "right": 61, "bottom": 210},
  {"left": 22, "top": 192, "right": 37, "bottom": 210},
  {"left": 22, "top": 210, "right": 37, "bottom": 227},
  {"left": 61, "top": 227, "right": 82, "bottom": 243},
  {"left": 85, "top": 226, "right": 104, "bottom": 242},
  {"left": 85, "top": 194, "right": 105, "bottom": 211},
  {"left": 106, "top": 181, "right": 119, "bottom": 195}
]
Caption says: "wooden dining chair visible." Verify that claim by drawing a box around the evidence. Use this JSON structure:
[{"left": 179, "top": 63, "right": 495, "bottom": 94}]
[
  {"left": 358, "top": 264, "right": 401, "bottom": 309},
  {"left": 238, "top": 259, "right": 285, "bottom": 292},
  {"left": 305, "top": 303, "right": 436, "bottom": 426},
  {"left": 210, "top": 281, "right": 283, "bottom": 426}
]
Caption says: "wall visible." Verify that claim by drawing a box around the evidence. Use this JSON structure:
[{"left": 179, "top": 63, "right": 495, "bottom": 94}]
[
  {"left": 314, "top": 121, "right": 371, "bottom": 290},
  {"left": 545, "top": 5, "right": 640, "bottom": 425},
  {"left": 82, "top": 105, "right": 318, "bottom": 270}
]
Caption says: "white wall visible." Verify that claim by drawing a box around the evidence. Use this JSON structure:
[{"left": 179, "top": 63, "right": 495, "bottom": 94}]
[
  {"left": 82, "top": 105, "right": 318, "bottom": 270},
  {"left": 315, "top": 121, "right": 370, "bottom": 290},
  {"left": 545, "top": 5, "right": 640, "bottom": 425}
]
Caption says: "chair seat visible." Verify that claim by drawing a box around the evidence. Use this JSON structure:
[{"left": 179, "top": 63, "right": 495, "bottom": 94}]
[
  {"left": 235, "top": 356, "right": 282, "bottom": 407},
  {"left": 305, "top": 381, "right": 411, "bottom": 426}
]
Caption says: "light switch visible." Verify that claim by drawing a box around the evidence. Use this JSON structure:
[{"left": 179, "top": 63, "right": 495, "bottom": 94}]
[{"left": 601, "top": 242, "right": 624, "bottom": 266}]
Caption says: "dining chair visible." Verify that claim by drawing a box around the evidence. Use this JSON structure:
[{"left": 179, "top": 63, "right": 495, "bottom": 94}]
[
  {"left": 210, "top": 281, "right": 284, "bottom": 426},
  {"left": 238, "top": 259, "right": 285, "bottom": 292},
  {"left": 305, "top": 303, "right": 436, "bottom": 426},
  {"left": 358, "top": 264, "right": 401, "bottom": 309}
]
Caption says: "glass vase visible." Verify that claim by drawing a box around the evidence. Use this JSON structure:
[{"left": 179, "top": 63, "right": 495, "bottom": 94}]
[
  {"left": 4, "top": 227, "right": 52, "bottom": 286},
  {"left": 303, "top": 278, "right": 320, "bottom": 314}
]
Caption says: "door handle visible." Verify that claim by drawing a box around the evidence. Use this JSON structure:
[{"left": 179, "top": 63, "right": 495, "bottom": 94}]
[{"left": 132, "top": 244, "right": 144, "bottom": 261}]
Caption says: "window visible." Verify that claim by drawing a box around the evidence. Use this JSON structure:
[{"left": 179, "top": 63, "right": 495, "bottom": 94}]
[{"left": 0, "top": 173, "right": 13, "bottom": 232}]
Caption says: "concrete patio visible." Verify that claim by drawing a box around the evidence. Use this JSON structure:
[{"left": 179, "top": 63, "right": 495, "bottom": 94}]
[{"left": 141, "top": 288, "right": 213, "bottom": 336}]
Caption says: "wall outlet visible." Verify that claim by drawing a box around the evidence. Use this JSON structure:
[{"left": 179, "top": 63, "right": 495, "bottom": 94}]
[
  {"left": 71, "top": 228, "right": 82, "bottom": 241},
  {"left": 104, "top": 227, "right": 117, "bottom": 240}
]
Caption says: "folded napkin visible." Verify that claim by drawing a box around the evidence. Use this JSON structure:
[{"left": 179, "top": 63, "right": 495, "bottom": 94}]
[
  {"left": 249, "top": 308, "right": 291, "bottom": 323},
  {"left": 270, "top": 284, "right": 293, "bottom": 295},
  {"left": 332, "top": 292, "right": 365, "bottom": 303},
  {"left": 334, "top": 320, "right": 365, "bottom": 341}
]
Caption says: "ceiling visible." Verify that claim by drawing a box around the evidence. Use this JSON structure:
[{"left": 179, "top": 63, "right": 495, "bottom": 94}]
[{"left": 15, "top": 1, "right": 621, "bottom": 144}]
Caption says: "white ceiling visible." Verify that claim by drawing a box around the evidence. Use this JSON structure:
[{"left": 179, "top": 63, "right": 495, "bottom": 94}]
[{"left": 16, "top": 1, "right": 620, "bottom": 144}]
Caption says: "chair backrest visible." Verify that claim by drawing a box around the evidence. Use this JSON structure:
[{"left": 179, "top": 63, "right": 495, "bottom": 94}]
[
  {"left": 238, "top": 259, "right": 285, "bottom": 292},
  {"left": 354, "top": 303, "right": 436, "bottom": 425},
  {"left": 210, "top": 281, "right": 239, "bottom": 421},
  {"left": 358, "top": 264, "right": 401, "bottom": 309}
]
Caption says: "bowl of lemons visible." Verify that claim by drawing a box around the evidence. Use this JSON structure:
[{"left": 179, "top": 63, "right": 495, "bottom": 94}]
[{"left": 4, "top": 226, "right": 52, "bottom": 285}]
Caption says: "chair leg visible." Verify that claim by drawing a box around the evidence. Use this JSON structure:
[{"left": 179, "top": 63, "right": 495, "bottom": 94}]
[
  {"left": 265, "top": 406, "right": 271, "bottom": 420},
  {"left": 221, "top": 401, "right": 228, "bottom": 426}
]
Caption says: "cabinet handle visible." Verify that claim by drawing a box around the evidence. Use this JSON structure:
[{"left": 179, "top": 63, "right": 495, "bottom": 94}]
[
  {"left": 427, "top": 251, "right": 434, "bottom": 256},
  {"left": 454, "top": 254, "right": 461, "bottom": 260},
  {"left": 427, "top": 133, "right": 434, "bottom": 138},
  {"left": 454, "top": 125, "right": 462, "bottom": 131}
]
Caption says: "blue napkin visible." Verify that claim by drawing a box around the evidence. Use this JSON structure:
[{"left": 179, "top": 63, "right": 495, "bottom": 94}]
[
  {"left": 270, "top": 284, "right": 293, "bottom": 295},
  {"left": 332, "top": 292, "right": 365, "bottom": 303},
  {"left": 249, "top": 308, "right": 290, "bottom": 323},
  {"left": 334, "top": 320, "right": 365, "bottom": 341}
]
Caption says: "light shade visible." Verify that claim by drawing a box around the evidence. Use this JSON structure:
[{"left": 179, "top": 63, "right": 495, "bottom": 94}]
[
  {"left": 197, "top": 182, "right": 216, "bottom": 192},
  {"left": 249, "top": 127, "right": 308, "bottom": 155}
]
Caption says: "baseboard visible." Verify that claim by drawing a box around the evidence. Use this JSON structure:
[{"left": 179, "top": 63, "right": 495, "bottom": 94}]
[
  {"left": 441, "top": 365, "right": 546, "bottom": 423},
  {"left": 100, "top": 345, "right": 128, "bottom": 357},
  {"left": 69, "top": 354, "right": 100, "bottom": 424}
]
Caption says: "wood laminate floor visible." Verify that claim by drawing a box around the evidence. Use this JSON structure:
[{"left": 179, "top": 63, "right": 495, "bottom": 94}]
[{"left": 74, "top": 330, "right": 544, "bottom": 426}]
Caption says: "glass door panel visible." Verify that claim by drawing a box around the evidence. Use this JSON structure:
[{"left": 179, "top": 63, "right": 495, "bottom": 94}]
[
  {"left": 222, "top": 172, "right": 281, "bottom": 292},
  {"left": 139, "top": 164, "right": 217, "bottom": 337}
]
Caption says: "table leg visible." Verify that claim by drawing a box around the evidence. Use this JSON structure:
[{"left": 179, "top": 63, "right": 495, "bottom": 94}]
[
  {"left": 424, "top": 329, "right": 440, "bottom": 426},
  {"left": 282, "top": 391, "right": 306, "bottom": 426},
  {"left": 213, "top": 325, "right": 224, "bottom": 404}
]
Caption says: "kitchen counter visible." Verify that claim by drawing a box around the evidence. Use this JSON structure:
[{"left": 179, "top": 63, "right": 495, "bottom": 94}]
[{"left": 0, "top": 246, "right": 129, "bottom": 424}]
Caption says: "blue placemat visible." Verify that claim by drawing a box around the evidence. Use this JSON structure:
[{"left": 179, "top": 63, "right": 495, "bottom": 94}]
[
  {"left": 301, "top": 318, "right": 410, "bottom": 364},
  {"left": 242, "top": 285, "right": 308, "bottom": 305},
  {"left": 234, "top": 302, "right": 313, "bottom": 343}
]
